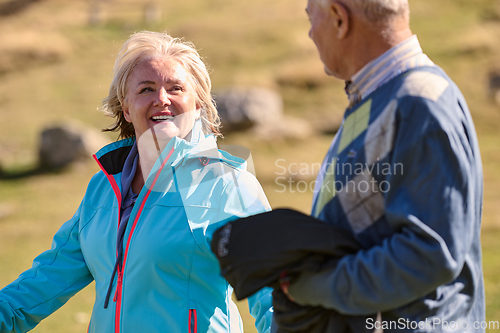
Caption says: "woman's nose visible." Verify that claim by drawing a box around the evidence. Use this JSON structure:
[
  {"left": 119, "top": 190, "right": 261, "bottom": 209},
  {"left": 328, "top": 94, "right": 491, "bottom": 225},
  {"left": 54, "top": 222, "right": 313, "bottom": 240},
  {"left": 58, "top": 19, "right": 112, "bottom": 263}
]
[{"left": 155, "top": 88, "right": 171, "bottom": 106}]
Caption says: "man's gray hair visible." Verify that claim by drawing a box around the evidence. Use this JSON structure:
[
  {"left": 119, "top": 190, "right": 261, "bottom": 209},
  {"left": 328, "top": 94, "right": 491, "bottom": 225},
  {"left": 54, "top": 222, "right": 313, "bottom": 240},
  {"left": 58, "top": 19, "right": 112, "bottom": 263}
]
[
  {"left": 353, "top": 0, "right": 409, "bottom": 22},
  {"left": 320, "top": 0, "right": 409, "bottom": 23}
]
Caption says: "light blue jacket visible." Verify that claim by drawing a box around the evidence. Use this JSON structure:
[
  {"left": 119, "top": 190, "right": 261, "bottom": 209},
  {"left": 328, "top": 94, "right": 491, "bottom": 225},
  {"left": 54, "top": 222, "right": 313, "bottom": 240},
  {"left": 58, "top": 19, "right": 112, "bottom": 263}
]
[{"left": 0, "top": 121, "right": 273, "bottom": 333}]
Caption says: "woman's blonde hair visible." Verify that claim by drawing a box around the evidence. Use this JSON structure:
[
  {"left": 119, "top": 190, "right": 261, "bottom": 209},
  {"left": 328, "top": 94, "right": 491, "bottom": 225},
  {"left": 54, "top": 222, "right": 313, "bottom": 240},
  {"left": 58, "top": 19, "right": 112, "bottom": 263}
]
[{"left": 101, "top": 31, "right": 221, "bottom": 139}]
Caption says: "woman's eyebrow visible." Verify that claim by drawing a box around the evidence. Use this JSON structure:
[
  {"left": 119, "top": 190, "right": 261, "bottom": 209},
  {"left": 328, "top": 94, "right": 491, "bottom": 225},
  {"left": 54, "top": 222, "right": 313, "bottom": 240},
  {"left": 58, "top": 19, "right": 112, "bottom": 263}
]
[
  {"left": 137, "top": 80, "right": 156, "bottom": 86},
  {"left": 165, "top": 78, "right": 183, "bottom": 84},
  {"left": 137, "top": 79, "right": 183, "bottom": 85}
]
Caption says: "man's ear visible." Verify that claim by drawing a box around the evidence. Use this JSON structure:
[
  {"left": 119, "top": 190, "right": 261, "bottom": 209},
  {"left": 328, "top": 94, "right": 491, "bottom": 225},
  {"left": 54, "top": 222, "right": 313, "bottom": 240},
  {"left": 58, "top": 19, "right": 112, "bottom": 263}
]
[{"left": 330, "top": 1, "right": 349, "bottom": 39}]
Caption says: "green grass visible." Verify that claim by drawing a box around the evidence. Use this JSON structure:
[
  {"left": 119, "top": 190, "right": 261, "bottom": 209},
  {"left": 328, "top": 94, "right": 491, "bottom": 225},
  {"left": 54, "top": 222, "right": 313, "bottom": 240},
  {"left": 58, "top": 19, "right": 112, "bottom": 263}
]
[
  {"left": 0, "top": 0, "right": 500, "bottom": 332},
  {"left": 483, "top": 228, "right": 500, "bottom": 327}
]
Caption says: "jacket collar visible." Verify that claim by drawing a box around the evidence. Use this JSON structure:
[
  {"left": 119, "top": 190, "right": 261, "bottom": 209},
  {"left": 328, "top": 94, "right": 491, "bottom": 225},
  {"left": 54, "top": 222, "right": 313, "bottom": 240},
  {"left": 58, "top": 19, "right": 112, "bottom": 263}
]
[
  {"left": 94, "top": 137, "right": 135, "bottom": 175},
  {"left": 93, "top": 119, "right": 247, "bottom": 176}
]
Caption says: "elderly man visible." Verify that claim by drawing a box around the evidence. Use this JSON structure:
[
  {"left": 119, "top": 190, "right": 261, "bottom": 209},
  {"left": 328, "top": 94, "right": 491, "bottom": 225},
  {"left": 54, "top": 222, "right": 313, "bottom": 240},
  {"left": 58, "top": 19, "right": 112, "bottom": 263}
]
[{"left": 284, "top": 0, "right": 485, "bottom": 331}]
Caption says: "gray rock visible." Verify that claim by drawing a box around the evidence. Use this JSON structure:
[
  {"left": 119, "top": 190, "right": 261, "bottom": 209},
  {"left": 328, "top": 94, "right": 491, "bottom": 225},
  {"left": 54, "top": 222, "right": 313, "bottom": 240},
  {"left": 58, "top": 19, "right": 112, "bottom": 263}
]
[
  {"left": 252, "top": 115, "right": 313, "bottom": 141},
  {"left": 144, "top": 2, "right": 161, "bottom": 24},
  {"left": 39, "top": 120, "right": 110, "bottom": 169},
  {"left": 87, "top": 1, "right": 105, "bottom": 27},
  {"left": 0, "top": 203, "right": 15, "bottom": 220},
  {"left": 214, "top": 87, "right": 284, "bottom": 132},
  {"left": 489, "top": 70, "right": 500, "bottom": 105}
]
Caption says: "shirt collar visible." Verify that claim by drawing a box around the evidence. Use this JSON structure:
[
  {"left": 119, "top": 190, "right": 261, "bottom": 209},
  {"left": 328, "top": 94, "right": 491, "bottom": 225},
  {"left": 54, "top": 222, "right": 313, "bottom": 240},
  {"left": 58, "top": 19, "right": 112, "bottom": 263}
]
[{"left": 345, "top": 35, "right": 434, "bottom": 108}]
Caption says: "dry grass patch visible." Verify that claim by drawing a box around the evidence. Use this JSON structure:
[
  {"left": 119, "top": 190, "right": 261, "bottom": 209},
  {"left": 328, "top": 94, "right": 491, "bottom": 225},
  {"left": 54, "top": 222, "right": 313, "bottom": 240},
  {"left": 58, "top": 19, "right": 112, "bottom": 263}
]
[{"left": 0, "top": 31, "right": 71, "bottom": 75}]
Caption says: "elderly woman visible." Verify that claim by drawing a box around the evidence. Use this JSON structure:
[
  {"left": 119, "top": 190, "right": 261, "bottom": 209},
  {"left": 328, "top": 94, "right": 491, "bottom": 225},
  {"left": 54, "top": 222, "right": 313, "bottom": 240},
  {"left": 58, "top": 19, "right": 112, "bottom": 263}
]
[{"left": 0, "top": 31, "right": 273, "bottom": 333}]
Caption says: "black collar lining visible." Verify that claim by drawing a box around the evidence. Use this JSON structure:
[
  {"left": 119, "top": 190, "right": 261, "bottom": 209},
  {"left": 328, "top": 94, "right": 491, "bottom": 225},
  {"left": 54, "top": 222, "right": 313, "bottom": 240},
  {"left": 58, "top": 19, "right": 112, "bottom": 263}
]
[{"left": 97, "top": 145, "right": 133, "bottom": 175}]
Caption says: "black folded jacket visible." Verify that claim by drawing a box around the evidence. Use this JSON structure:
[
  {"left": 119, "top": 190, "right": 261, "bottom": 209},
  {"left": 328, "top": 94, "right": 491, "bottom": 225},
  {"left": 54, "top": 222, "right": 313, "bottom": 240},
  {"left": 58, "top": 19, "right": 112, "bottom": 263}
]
[
  {"left": 211, "top": 208, "right": 360, "bottom": 300},
  {"left": 210, "top": 208, "right": 377, "bottom": 333}
]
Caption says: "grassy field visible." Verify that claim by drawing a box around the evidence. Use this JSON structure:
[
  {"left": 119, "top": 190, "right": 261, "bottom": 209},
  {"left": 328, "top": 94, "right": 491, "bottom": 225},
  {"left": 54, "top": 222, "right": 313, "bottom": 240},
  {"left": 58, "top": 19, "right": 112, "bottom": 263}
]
[{"left": 0, "top": 0, "right": 500, "bottom": 332}]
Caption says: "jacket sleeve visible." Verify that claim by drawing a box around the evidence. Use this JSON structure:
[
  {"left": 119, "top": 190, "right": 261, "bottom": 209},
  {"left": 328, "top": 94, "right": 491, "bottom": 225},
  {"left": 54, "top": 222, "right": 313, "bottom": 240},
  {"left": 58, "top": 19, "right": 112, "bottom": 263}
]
[
  {"left": 218, "top": 170, "right": 274, "bottom": 333},
  {"left": 0, "top": 202, "right": 94, "bottom": 332},
  {"left": 287, "top": 97, "right": 482, "bottom": 314}
]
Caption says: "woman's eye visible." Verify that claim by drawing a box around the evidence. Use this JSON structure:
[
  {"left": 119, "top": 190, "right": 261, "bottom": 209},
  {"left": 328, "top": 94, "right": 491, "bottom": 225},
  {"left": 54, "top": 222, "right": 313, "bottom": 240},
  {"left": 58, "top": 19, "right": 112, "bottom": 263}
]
[
  {"left": 170, "top": 86, "right": 183, "bottom": 92},
  {"left": 139, "top": 87, "right": 153, "bottom": 94}
]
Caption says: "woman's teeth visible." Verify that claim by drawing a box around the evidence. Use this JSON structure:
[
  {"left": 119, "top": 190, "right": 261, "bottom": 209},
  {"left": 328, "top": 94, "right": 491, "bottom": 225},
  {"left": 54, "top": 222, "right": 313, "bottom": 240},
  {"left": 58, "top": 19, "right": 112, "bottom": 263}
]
[{"left": 151, "top": 115, "right": 174, "bottom": 121}]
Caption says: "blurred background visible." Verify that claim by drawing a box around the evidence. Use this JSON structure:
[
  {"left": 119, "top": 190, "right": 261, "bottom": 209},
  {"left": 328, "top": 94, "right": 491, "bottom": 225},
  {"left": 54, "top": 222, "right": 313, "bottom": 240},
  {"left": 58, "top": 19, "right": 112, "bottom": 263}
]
[{"left": 0, "top": 0, "right": 499, "bottom": 331}]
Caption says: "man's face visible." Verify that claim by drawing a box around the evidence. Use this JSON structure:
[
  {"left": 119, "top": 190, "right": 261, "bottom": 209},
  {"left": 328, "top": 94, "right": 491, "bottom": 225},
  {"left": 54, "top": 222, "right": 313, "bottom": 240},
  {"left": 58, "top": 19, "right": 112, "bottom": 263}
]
[{"left": 306, "top": 0, "right": 341, "bottom": 78}]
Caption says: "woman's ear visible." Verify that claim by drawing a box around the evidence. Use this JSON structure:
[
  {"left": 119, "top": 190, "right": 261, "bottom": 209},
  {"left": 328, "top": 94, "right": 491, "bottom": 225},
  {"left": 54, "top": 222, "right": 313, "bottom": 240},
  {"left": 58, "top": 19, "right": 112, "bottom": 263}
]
[
  {"left": 195, "top": 104, "right": 202, "bottom": 120},
  {"left": 122, "top": 100, "right": 132, "bottom": 122}
]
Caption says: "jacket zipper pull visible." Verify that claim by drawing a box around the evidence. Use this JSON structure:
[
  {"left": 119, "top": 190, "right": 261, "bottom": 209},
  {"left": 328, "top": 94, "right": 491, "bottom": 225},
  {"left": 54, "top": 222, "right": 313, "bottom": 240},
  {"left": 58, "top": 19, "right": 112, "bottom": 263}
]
[{"left": 113, "top": 270, "right": 123, "bottom": 302}]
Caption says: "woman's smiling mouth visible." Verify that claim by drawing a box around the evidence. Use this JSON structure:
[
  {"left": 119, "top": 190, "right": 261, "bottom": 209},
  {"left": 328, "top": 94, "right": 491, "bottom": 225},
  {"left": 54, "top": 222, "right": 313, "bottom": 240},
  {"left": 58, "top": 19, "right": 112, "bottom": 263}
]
[{"left": 151, "top": 115, "right": 175, "bottom": 122}]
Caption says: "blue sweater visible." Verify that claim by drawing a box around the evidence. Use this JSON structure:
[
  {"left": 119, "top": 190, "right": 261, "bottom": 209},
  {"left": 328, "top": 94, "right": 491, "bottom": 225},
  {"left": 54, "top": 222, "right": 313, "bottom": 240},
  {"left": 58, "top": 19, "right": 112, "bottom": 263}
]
[{"left": 289, "top": 66, "right": 484, "bottom": 332}]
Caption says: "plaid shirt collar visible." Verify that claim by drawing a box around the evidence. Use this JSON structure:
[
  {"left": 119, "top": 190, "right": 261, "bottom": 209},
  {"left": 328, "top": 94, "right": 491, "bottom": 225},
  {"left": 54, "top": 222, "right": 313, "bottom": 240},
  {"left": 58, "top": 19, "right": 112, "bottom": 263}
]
[{"left": 345, "top": 35, "right": 435, "bottom": 108}]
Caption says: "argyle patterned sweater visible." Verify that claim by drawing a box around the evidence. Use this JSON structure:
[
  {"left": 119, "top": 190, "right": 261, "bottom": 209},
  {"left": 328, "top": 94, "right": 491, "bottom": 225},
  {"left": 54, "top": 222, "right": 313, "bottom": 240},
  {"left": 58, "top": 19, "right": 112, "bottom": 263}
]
[{"left": 292, "top": 66, "right": 485, "bottom": 332}]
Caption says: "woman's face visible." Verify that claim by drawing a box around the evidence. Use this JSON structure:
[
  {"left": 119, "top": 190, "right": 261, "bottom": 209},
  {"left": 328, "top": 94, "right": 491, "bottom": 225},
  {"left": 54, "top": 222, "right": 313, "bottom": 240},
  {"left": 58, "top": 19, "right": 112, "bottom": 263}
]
[{"left": 122, "top": 57, "right": 200, "bottom": 142}]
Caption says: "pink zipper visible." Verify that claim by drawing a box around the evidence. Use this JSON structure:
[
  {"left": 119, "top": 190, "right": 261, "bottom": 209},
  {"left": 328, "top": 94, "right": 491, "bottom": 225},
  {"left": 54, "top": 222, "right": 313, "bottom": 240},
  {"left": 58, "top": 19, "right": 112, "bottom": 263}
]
[
  {"left": 189, "top": 309, "right": 197, "bottom": 333},
  {"left": 113, "top": 270, "right": 123, "bottom": 302}
]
